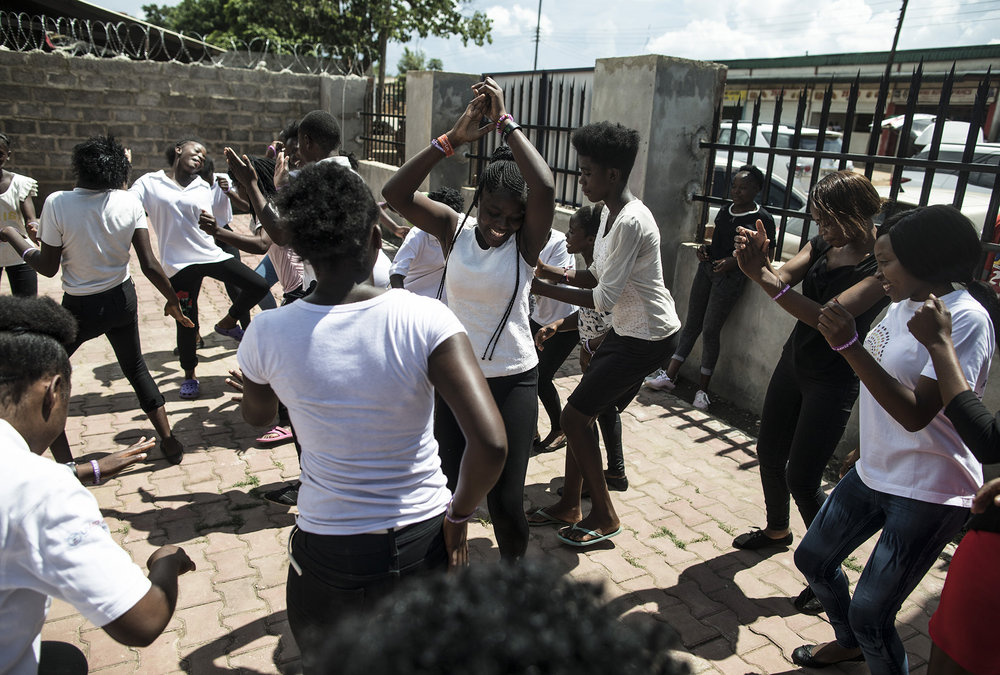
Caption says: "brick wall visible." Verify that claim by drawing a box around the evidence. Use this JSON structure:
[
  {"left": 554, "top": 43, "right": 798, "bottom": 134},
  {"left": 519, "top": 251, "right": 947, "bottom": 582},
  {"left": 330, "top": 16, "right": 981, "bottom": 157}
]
[{"left": 1, "top": 50, "right": 366, "bottom": 203}]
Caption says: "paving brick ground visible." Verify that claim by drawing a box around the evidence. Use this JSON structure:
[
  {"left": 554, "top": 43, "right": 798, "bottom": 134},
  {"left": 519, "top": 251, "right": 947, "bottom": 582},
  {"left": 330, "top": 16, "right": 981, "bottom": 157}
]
[{"left": 38, "top": 217, "right": 950, "bottom": 673}]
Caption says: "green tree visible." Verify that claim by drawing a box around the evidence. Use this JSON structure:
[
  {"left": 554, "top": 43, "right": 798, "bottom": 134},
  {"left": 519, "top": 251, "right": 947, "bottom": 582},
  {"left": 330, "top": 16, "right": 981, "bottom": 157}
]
[
  {"left": 396, "top": 47, "right": 444, "bottom": 87},
  {"left": 142, "top": 0, "right": 489, "bottom": 83}
]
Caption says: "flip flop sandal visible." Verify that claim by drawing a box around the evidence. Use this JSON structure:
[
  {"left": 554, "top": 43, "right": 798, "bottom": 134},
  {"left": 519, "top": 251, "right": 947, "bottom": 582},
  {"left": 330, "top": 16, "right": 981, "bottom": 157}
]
[
  {"left": 179, "top": 378, "right": 200, "bottom": 400},
  {"left": 526, "top": 506, "right": 577, "bottom": 527},
  {"left": 214, "top": 323, "right": 245, "bottom": 342},
  {"left": 257, "top": 426, "right": 294, "bottom": 445},
  {"left": 556, "top": 522, "right": 623, "bottom": 548}
]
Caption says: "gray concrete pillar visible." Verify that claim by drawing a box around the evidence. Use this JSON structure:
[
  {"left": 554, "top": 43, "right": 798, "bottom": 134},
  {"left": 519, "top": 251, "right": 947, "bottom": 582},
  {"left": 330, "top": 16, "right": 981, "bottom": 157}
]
[
  {"left": 405, "top": 71, "right": 481, "bottom": 192},
  {"left": 591, "top": 55, "right": 726, "bottom": 282},
  {"left": 320, "top": 74, "right": 368, "bottom": 156}
]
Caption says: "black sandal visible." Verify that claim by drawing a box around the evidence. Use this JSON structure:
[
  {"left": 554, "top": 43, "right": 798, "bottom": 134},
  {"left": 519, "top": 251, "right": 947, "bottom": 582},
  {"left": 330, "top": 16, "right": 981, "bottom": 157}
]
[{"left": 732, "top": 527, "right": 792, "bottom": 550}]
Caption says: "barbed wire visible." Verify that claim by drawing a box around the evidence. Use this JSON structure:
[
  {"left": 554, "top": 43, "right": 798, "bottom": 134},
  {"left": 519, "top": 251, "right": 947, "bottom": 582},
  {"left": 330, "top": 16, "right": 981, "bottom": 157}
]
[{"left": 0, "top": 11, "right": 374, "bottom": 76}]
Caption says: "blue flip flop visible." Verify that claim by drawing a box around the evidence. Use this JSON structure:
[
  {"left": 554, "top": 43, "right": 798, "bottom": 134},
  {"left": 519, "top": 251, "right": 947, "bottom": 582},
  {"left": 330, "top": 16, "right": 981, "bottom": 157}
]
[{"left": 556, "top": 522, "right": 623, "bottom": 547}]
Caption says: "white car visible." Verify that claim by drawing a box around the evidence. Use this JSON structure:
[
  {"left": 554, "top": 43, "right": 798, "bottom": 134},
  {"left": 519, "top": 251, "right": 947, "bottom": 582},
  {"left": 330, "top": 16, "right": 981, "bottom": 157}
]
[
  {"left": 877, "top": 184, "right": 995, "bottom": 236},
  {"left": 717, "top": 122, "right": 853, "bottom": 195},
  {"left": 894, "top": 142, "right": 999, "bottom": 198},
  {"left": 705, "top": 160, "right": 810, "bottom": 261}
]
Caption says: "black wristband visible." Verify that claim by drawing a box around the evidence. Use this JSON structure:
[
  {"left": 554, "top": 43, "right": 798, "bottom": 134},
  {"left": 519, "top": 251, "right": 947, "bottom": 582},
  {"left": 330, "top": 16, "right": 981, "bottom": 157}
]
[{"left": 500, "top": 121, "right": 522, "bottom": 142}]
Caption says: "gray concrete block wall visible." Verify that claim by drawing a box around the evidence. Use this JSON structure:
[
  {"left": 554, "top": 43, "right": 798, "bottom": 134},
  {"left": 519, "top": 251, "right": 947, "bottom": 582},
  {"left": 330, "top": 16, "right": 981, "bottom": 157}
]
[{"left": 1, "top": 50, "right": 362, "bottom": 202}]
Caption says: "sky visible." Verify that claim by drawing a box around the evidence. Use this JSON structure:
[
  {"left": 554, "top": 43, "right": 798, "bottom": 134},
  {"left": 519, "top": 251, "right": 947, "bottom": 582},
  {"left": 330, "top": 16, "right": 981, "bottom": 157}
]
[{"left": 95, "top": 0, "right": 1000, "bottom": 75}]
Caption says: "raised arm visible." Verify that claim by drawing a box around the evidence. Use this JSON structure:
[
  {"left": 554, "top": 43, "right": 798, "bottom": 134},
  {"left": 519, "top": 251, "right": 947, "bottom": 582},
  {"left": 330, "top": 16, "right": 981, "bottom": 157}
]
[
  {"left": 427, "top": 333, "right": 507, "bottom": 567},
  {"left": 198, "top": 210, "right": 271, "bottom": 255},
  {"left": 735, "top": 220, "right": 885, "bottom": 326},
  {"left": 382, "top": 95, "right": 491, "bottom": 248},
  {"left": 225, "top": 148, "right": 287, "bottom": 246},
  {"left": 909, "top": 294, "right": 1000, "bottom": 464},
  {"left": 474, "top": 77, "right": 555, "bottom": 263}
]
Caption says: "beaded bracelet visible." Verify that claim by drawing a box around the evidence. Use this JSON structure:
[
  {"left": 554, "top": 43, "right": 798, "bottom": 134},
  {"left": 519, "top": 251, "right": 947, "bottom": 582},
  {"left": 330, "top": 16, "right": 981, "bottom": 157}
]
[
  {"left": 21, "top": 247, "right": 38, "bottom": 262},
  {"left": 771, "top": 283, "right": 791, "bottom": 301},
  {"left": 495, "top": 113, "right": 513, "bottom": 133},
  {"left": 90, "top": 459, "right": 101, "bottom": 486},
  {"left": 444, "top": 497, "right": 475, "bottom": 524},
  {"left": 832, "top": 332, "right": 859, "bottom": 352}
]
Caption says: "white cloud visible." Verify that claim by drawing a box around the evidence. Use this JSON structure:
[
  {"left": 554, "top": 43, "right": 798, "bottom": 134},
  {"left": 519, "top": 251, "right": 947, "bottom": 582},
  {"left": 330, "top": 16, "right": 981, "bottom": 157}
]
[{"left": 486, "top": 4, "right": 554, "bottom": 38}]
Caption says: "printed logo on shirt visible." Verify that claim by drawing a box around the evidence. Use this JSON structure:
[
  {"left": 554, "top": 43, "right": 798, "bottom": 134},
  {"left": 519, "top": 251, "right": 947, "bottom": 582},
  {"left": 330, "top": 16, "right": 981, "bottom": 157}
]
[
  {"left": 864, "top": 322, "right": 890, "bottom": 363},
  {"left": 67, "top": 519, "right": 110, "bottom": 547}
]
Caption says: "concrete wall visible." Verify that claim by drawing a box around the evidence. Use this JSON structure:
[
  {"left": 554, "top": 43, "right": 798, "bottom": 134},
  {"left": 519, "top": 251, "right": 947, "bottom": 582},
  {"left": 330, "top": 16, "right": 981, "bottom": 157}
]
[
  {"left": 1, "top": 50, "right": 366, "bottom": 203},
  {"left": 591, "top": 55, "right": 727, "bottom": 283},
  {"left": 404, "top": 71, "right": 480, "bottom": 193}
]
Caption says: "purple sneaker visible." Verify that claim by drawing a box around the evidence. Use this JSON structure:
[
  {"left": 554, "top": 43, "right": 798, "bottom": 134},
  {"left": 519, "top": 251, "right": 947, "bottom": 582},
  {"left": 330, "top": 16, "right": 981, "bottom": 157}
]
[{"left": 214, "top": 323, "right": 245, "bottom": 342}]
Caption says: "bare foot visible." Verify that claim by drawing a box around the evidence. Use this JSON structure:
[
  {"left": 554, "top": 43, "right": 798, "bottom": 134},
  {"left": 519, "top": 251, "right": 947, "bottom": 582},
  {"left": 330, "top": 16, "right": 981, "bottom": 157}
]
[{"left": 525, "top": 502, "right": 581, "bottom": 524}]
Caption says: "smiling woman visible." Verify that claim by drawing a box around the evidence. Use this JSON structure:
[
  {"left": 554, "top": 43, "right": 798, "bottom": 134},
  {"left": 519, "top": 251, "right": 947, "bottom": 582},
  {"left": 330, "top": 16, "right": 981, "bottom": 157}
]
[{"left": 382, "top": 76, "right": 555, "bottom": 561}]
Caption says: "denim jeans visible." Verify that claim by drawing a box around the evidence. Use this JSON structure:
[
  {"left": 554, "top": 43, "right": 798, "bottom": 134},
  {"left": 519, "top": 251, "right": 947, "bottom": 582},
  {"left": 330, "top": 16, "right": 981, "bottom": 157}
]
[{"left": 794, "top": 468, "right": 969, "bottom": 675}]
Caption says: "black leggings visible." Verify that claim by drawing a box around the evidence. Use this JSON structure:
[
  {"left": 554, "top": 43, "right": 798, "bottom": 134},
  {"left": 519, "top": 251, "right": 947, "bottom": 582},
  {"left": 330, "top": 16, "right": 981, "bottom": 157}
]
[
  {"left": 530, "top": 318, "right": 579, "bottom": 433},
  {"left": 216, "top": 234, "right": 252, "bottom": 329},
  {"left": 169, "top": 257, "right": 270, "bottom": 370},
  {"left": 756, "top": 351, "right": 860, "bottom": 531},
  {"left": 435, "top": 367, "right": 537, "bottom": 561},
  {"left": 62, "top": 279, "right": 165, "bottom": 413},
  {"left": 2, "top": 263, "right": 37, "bottom": 296},
  {"left": 596, "top": 405, "right": 624, "bottom": 475}
]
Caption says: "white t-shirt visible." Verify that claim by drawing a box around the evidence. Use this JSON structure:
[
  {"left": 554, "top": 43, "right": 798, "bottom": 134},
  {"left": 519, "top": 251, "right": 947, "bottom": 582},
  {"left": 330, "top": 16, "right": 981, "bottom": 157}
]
[
  {"left": 129, "top": 170, "right": 232, "bottom": 276},
  {"left": 858, "top": 289, "right": 995, "bottom": 507},
  {"left": 372, "top": 249, "right": 392, "bottom": 289},
  {"left": 591, "top": 201, "right": 680, "bottom": 341},
  {"left": 0, "top": 420, "right": 151, "bottom": 675},
  {"left": 444, "top": 218, "right": 538, "bottom": 379},
  {"left": 39, "top": 188, "right": 146, "bottom": 296},
  {"left": 532, "top": 229, "right": 577, "bottom": 326},
  {"left": 0, "top": 173, "right": 37, "bottom": 268},
  {"left": 237, "top": 290, "right": 463, "bottom": 535},
  {"left": 389, "top": 228, "right": 446, "bottom": 301}
]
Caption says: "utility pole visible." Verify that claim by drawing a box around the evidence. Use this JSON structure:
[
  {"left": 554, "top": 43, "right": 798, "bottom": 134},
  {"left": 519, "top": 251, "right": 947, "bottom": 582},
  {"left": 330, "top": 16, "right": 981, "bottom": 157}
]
[
  {"left": 532, "top": 0, "right": 542, "bottom": 71},
  {"left": 883, "top": 0, "right": 908, "bottom": 83}
]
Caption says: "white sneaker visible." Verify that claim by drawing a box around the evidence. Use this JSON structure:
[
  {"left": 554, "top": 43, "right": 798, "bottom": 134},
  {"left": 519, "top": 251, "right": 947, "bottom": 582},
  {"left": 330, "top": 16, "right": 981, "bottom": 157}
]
[
  {"left": 693, "top": 390, "right": 710, "bottom": 410},
  {"left": 643, "top": 369, "right": 675, "bottom": 391}
]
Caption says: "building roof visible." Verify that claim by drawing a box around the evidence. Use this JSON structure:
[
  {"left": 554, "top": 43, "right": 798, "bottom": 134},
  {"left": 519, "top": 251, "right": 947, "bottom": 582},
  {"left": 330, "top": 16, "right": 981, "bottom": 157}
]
[{"left": 717, "top": 44, "right": 1000, "bottom": 70}]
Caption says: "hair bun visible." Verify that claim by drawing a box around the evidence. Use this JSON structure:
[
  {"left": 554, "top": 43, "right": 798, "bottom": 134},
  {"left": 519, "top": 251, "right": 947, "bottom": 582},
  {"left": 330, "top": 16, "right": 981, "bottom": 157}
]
[{"left": 489, "top": 145, "right": 516, "bottom": 163}]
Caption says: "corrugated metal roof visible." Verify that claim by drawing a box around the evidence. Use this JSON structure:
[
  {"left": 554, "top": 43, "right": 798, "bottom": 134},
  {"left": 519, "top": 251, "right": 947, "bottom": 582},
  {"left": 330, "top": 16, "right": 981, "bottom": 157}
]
[{"left": 715, "top": 44, "right": 1000, "bottom": 70}]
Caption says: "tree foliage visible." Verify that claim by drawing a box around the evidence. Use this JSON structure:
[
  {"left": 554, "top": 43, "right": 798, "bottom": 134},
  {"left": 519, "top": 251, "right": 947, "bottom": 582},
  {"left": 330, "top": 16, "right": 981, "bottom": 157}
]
[{"left": 142, "top": 0, "right": 490, "bottom": 78}]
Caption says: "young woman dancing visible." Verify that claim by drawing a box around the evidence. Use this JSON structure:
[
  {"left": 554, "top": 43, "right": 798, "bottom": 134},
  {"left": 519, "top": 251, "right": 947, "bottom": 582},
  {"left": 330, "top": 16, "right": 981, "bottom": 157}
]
[
  {"left": 0, "top": 132, "right": 39, "bottom": 296},
  {"left": 130, "top": 138, "right": 269, "bottom": 400},
  {"left": 784, "top": 205, "right": 997, "bottom": 673},
  {"left": 231, "top": 161, "right": 506, "bottom": 671},
  {"left": 731, "top": 171, "right": 889, "bottom": 613},
  {"left": 383, "top": 77, "right": 555, "bottom": 561},
  {"left": 1, "top": 136, "right": 192, "bottom": 464}
]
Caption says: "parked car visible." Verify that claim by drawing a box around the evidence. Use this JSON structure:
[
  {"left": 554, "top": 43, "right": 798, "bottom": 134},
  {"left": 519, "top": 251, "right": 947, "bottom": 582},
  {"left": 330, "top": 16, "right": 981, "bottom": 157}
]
[
  {"left": 705, "top": 159, "right": 811, "bottom": 261},
  {"left": 877, "top": 184, "right": 994, "bottom": 237},
  {"left": 894, "top": 142, "right": 999, "bottom": 197},
  {"left": 717, "top": 122, "right": 853, "bottom": 195}
]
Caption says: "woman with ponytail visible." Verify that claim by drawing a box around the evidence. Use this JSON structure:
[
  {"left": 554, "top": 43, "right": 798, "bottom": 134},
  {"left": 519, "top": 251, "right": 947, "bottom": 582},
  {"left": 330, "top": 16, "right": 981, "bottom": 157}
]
[
  {"left": 775, "top": 205, "right": 998, "bottom": 673},
  {"left": 383, "top": 77, "right": 555, "bottom": 561}
]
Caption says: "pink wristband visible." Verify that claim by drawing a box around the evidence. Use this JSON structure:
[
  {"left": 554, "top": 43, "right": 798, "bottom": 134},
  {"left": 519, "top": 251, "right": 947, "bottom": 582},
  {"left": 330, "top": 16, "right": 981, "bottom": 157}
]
[
  {"left": 832, "top": 332, "right": 859, "bottom": 352},
  {"left": 771, "top": 283, "right": 791, "bottom": 301},
  {"left": 444, "top": 497, "right": 475, "bottom": 524}
]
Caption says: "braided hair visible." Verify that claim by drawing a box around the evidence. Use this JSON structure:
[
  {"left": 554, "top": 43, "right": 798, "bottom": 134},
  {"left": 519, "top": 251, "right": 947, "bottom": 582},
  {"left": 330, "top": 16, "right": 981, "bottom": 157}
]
[
  {"left": 0, "top": 296, "right": 76, "bottom": 406},
  {"left": 440, "top": 146, "right": 529, "bottom": 361}
]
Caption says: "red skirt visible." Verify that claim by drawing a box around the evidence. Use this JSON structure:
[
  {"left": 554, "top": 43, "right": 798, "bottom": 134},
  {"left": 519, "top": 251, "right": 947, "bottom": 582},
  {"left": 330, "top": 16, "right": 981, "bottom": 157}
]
[{"left": 928, "top": 529, "right": 1000, "bottom": 674}]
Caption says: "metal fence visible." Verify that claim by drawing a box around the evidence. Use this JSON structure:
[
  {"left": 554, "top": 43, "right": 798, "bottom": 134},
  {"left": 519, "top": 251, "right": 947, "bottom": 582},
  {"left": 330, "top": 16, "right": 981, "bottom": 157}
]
[
  {"left": 0, "top": 11, "right": 370, "bottom": 75},
  {"left": 698, "top": 66, "right": 1000, "bottom": 270},
  {"left": 360, "top": 80, "right": 407, "bottom": 167},
  {"left": 469, "top": 69, "right": 594, "bottom": 208}
]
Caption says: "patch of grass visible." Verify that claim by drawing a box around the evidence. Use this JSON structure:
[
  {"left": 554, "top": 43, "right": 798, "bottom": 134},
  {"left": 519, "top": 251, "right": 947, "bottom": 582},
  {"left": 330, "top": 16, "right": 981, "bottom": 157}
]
[
  {"left": 231, "top": 472, "right": 261, "bottom": 489},
  {"left": 623, "top": 552, "right": 646, "bottom": 569},
  {"left": 273, "top": 460, "right": 284, "bottom": 471},
  {"left": 689, "top": 533, "right": 710, "bottom": 544},
  {"left": 713, "top": 518, "right": 736, "bottom": 536},
  {"left": 651, "top": 527, "right": 687, "bottom": 550},
  {"left": 843, "top": 555, "right": 864, "bottom": 573},
  {"left": 111, "top": 524, "right": 130, "bottom": 537}
]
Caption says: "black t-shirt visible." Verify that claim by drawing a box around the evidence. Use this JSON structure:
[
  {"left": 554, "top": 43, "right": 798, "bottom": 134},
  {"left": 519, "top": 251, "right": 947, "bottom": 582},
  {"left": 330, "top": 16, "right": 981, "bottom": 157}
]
[
  {"left": 784, "top": 235, "right": 890, "bottom": 379},
  {"left": 709, "top": 203, "right": 776, "bottom": 262},
  {"left": 944, "top": 389, "right": 1000, "bottom": 533}
]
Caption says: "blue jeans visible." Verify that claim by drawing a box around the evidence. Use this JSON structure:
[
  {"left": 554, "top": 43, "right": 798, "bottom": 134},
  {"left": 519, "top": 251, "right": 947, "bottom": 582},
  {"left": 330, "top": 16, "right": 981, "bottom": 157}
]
[
  {"left": 254, "top": 254, "right": 278, "bottom": 311},
  {"left": 672, "top": 261, "right": 745, "bottom": 374},
  {"left": 794, "top": 468, "right": 968, "bottom": 675}
]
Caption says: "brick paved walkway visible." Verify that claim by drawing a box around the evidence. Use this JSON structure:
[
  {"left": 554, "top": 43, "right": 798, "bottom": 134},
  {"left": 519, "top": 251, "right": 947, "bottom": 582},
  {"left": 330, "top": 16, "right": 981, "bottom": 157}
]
[{"left": 39, "top": 220, "right": 948, "bottom": 673}]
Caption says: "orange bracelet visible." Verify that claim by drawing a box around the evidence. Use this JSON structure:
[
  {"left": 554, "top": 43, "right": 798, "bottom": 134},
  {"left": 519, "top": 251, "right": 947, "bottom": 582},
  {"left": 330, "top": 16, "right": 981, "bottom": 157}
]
[{"left": 435, "top": 134, "right": 455, "bottom": 158}]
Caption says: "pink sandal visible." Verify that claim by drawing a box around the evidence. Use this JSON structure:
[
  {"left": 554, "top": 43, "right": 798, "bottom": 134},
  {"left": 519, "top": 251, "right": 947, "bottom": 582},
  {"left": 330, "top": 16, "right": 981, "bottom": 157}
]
[{"left": 257, "top": 425, "right": 293, "bottom": 445}]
